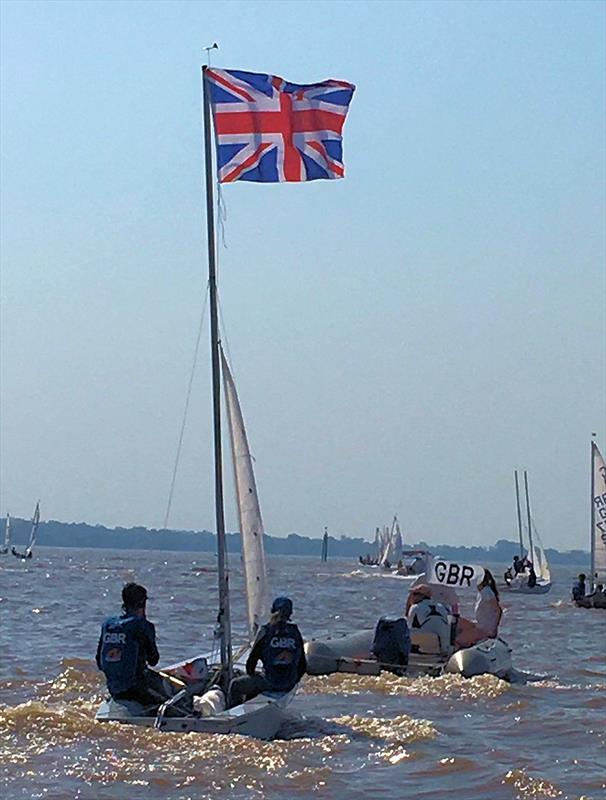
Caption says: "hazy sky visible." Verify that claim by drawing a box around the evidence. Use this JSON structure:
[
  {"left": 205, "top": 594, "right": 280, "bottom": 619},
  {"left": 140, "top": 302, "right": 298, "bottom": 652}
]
[{"left": 1, "top": 0, "right": 604, "bottom": 551}]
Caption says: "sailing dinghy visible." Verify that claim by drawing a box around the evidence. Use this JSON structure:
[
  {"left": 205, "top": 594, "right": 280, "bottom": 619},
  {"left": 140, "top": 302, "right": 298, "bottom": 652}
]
[
  {"left": 96, "top": 347, "right": 294, "bottom": 739},
  {"left": 505, "top": 471, "right": 552, "bottom": 594},
  {"left": 95, "top": 67, "right": 327, "bottom": 740},
  {"left": 11, "top": 502, "right": 40, "bottom": 560},
  {"left": 578, "top": 439, "right": 606, "bottom": 609}
]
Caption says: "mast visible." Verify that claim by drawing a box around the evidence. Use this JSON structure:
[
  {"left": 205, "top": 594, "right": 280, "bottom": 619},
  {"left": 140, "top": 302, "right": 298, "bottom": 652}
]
[
  {"left": 523, "top": 470, "right": 534, "bottom": 564},
  {"left": 202, "top": 65, "right": 232, "bottom": 676},
  {"left": 590, "top": 438, "right": 596, "bottom": 592},
  {"left": 514, "top": 470, "right": 524, "bottom": 558}
]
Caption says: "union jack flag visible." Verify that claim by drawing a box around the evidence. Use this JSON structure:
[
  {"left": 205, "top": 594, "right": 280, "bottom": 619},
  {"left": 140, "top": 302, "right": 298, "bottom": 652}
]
[{"left": 205, "top": 68, "right": 355, "bottom": 184}]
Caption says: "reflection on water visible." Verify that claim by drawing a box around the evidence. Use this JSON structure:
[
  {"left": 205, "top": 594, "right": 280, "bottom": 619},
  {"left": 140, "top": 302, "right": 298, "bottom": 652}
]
[{"left": 1, "top": 549, "right": 604, "bottom": 800}]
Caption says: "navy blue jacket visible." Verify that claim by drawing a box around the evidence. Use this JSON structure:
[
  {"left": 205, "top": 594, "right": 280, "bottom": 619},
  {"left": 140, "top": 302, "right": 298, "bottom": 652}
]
[
  {"left": 246, "top": 621, "right": 306, "bottom": 691},
  {"left": 96, "top": 614, "right": 159, "bottom": 696}
]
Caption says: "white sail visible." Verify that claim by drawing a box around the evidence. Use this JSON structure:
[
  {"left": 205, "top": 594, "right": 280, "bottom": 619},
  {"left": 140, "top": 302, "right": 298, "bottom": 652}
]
[
  {"left": 220, "top": 348, "right": 269, "bottom": 640},
  {"left": 592, "top": 442, "right": 606, "bottom": 584},
  {"left": 379, "top": 525, "right": 391, "bottom": 563},
  {"left": 25, "top": 502, "right": 40, "bottom": 556},
  {"left": 1, "top": 514, "right": 10, "bottom": 552},
  {"left": 379, "top": 527, "right": 392, "bottom": 566},
  {"left": 530, "top": 522, "right": 551, "bottom": 583},
  {"left": 380, "top": 517, "right": 401, "bottom": 565},
  {"left": 373, "top": 527, "right": 381, "bottom": 557},
  {"left": 392, "top": 520, "right": 403, "bottom": 560}
]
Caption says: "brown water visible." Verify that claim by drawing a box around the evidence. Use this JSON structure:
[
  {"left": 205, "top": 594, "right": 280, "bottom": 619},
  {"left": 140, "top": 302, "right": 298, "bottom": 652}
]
[{"left": 1, "top": 548, "right": 604, "bottom": 800}]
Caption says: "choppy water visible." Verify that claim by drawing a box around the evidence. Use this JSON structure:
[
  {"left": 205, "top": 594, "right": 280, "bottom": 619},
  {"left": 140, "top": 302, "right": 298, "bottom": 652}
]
[{"left": 1, "top": 548, "right": 604, "bottom": 800}]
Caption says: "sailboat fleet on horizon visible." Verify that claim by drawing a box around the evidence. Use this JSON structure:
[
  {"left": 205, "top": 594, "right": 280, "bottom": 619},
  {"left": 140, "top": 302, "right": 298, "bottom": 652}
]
[{"left": 1, "top": 502, "right": 41, "bottom": 560}]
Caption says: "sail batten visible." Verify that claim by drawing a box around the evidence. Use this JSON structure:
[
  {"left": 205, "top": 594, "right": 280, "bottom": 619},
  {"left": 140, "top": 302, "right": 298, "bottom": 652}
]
[{"left": 221, "top": 348, "right": 269, "bottom": 641}]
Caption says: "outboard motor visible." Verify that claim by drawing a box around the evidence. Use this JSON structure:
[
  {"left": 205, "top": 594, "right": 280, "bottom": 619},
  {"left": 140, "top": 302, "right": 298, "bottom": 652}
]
[{"left": 372, "top": 616, "right": 410, "bottom": 675}]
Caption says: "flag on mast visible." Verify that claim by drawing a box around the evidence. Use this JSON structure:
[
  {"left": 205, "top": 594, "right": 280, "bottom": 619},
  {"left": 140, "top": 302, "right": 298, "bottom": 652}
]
[{"left": 206, "top": 68, "right": 355, "bottom": 184}]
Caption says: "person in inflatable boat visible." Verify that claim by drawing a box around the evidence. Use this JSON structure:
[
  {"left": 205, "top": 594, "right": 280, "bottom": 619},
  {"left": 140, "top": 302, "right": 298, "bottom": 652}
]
[
  {"left": 455, "top": 569, "right": 503, "bottom": 648},
  {"left": 228, "top": 596, "right": 306, "bottom": 707},
  {"left": 405, "top": 585, "right": 452, "bottom": 653}
]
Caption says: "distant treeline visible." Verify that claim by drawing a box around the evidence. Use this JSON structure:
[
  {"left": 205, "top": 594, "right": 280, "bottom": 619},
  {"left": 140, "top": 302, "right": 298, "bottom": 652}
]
[{"left": 1, "top": 517, "right": 588, "bottom": 565}]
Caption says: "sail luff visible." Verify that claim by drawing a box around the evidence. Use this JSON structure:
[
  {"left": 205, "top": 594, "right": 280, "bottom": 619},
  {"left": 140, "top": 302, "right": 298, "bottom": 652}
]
[
  {"left": 592, "top": 442, "right": 606, "bottom": 587},
  {"left": 523, "top": 471, "right": 534, "bottom": 563},
  {"left": 3, "top": 514, "right": 10, "bottom": 550},
  {"left": 379, "top": 526, "right": 392, "bottom": 566},
  {"left": 220, "top": 347, "right": 269, "bottom": 641},
  {"left": 25, "top": 502, "right": 40, "bottom": 555},
  {"left": 529, "top": 519, "right": 551, "bottom": 583}
]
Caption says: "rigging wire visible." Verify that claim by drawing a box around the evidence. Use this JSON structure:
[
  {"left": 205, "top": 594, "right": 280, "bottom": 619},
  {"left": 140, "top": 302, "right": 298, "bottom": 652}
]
[{"left": 163, "top": 284, "right": 210, "bottom": 531}]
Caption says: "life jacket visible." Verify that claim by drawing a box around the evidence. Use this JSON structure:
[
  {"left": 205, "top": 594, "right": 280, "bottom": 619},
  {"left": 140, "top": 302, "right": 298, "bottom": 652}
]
[
  {"left": 409, "top": 598, "right": 449, "bottom": 629},
  {"left": 260, "top": 622, "right": 303, "bottom": 691},
  {"left": 572, "top": 581, "right": 585, "bottom": 601},
  {"left": 99, "top": 615, "right": 148, "bottom": 695},
  {"left": 372, "top": 617, "right": 410, "bottom": 669},
  {"left": 408, "top": 599, "right": 452, "bottom": 652}
]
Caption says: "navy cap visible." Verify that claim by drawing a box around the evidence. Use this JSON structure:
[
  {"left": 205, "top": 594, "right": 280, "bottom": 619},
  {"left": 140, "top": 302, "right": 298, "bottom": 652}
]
[{"left": 271, "top": 596, "right": 293, "bottom": 617}]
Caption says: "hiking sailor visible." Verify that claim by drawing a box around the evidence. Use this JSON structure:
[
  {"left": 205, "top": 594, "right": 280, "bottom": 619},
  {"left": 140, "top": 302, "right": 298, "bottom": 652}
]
[
  {"left": 96, "top": 583, "right": 171, "bottom": 710},
  {"left": 572, "top": 573, "right": 591, "bottom": 608},
  {"left": 228, "top": 596, "right": 306, "bottom": 707}
]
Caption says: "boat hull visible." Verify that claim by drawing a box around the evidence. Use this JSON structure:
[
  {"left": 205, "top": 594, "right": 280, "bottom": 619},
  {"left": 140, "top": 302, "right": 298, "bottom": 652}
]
[
  {"left": 305, "top": 629, "right": 512, "bottom": 680},
  {"left": 95, "top": 690, "right": 294, "bottom": 740},
  {"left": 505, "top": 579, "right": 552, "bottom": 594}
]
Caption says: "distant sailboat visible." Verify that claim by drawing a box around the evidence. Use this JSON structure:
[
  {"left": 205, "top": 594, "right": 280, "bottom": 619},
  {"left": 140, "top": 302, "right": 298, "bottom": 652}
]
[
  {"left": 506, "top": 472, "right": 551, "bottom": 594},
  {"left": 589, "top": 440, "right": 606, "bottom": 594},
  {"left": 380, "top": 515, "right": 402, "bottom": 569},
  {"left": 1, "top": 513, "right": 11, "bottom": 555},
  {"left": 12, "top": 502, "right": 40, "bottom": 560}
]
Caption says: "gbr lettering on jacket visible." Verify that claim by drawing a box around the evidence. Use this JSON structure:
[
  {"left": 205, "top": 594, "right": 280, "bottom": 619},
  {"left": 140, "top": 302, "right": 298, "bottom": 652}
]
[
  {"left": 104, "top": 632, "right": 126, "bottom": 644},
  {"left": 270, "top": 636, "right": 296, "bottom": 649}
]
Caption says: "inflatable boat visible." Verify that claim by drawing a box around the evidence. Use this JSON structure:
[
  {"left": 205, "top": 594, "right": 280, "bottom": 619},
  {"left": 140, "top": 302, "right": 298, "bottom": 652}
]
[{"left": 305, "top": 627, "right": 513, "bottom": 680}]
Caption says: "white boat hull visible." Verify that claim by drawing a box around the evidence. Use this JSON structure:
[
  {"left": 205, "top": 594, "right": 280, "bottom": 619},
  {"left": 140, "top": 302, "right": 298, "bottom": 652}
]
[
  {"left": 505, "top": 577, "right": 552, "bottom": 594},
  {"left": 95, "top": 689, "right": 294, "bottom": 740},
  {"left": 305, "top": 629, "right": 512, "bottom": 680}
]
